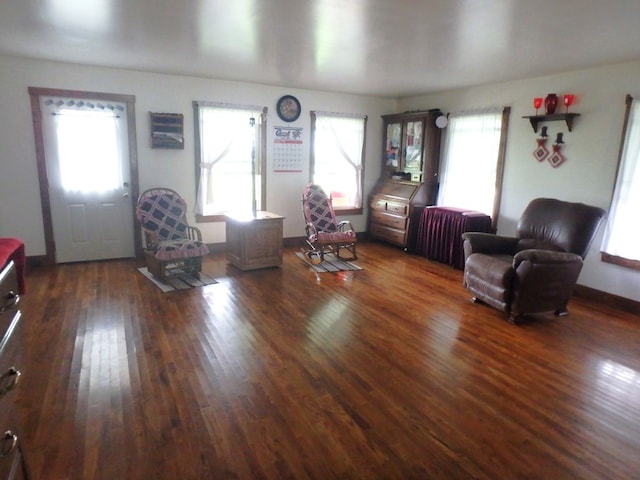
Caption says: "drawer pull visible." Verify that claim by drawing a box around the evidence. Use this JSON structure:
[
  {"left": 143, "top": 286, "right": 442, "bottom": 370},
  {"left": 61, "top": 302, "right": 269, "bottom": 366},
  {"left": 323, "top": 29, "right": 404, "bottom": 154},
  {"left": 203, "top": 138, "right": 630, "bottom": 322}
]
[
  {"left": 0, "top": 367, "right": 21, "bottom": 398},
  {"left": 1, "top": 290, "right": 20, "bottom": 313},
  {"left": 0, "top": 431, "right": 17, "bottom": 458}
]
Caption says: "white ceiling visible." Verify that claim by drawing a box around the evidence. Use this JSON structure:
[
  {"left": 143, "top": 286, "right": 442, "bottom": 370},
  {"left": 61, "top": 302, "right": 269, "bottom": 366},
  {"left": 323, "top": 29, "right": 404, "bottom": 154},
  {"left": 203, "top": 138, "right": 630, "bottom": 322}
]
[{"left": 2, "top": 0, "right": 640, "bottom": 97}]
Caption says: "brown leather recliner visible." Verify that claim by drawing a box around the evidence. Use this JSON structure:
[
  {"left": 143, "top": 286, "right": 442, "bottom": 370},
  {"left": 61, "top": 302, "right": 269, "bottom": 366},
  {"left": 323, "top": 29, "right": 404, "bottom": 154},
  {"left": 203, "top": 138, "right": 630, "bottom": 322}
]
[{"left": 462, "top": 198, "right": 606, "bottom": 324}]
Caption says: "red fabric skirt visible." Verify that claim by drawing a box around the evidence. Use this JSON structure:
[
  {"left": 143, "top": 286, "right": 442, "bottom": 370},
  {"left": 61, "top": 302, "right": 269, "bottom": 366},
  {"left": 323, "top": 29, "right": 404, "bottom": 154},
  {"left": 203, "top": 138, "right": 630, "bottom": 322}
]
[{"left": 0, "top": 238, "right": 26, "bottom": 294}]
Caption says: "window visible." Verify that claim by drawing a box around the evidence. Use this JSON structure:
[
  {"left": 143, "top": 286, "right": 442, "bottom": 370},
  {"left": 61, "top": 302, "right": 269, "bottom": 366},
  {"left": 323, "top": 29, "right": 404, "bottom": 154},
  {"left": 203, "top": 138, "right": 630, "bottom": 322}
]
[
  {"left": 437, "top": 108, "right": 510, "bottom": 224},
  {"left": 54, "top": 108, "right": 124, "bottom": 192},
  {"left": 601, "top": 95, "right": 640, "bottom": 269},
  {"left": 310, "top": 111, "right": 367, "bottom": 212},
  {"left": 193, "top": 102, "right": 266, "bottom": 219}
]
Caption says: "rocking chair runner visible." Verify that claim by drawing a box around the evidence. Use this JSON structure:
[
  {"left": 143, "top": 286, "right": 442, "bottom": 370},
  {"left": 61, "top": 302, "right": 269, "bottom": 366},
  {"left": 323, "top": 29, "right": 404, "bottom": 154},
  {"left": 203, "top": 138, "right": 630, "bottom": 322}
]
[
  {"left": 135, "top": 188, "right": 210, "bottom": 279},
  {"left": 302, "top": 183, "right": 357, "bottom": 263}
]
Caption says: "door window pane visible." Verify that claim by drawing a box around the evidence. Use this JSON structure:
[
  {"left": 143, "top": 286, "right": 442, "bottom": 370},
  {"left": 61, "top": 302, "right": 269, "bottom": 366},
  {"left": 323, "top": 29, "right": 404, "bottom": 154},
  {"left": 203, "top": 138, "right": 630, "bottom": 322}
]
[{"left": 55, "top": 109, "right": 122, "bottom": 192}]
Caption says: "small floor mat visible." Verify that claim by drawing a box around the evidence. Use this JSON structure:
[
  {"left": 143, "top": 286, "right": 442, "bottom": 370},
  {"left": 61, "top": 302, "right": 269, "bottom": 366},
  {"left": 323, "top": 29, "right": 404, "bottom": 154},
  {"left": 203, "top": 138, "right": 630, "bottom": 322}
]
[
  {"left": 295, "top": 252, "right": 363, "bottom": 272},
  {"left": 137, "top": 267, "right": 218, "bottom": 292}
]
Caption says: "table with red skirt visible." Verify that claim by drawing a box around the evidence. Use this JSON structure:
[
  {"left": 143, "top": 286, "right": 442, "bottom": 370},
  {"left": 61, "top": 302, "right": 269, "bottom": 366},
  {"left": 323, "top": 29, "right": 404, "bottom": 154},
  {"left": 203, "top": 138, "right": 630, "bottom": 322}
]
[
  {"left": 415, "top": 206, "right": 492, "bottom": 270},
  {"left": 0, "top": 237, "right": 26, "bottom": 294}
]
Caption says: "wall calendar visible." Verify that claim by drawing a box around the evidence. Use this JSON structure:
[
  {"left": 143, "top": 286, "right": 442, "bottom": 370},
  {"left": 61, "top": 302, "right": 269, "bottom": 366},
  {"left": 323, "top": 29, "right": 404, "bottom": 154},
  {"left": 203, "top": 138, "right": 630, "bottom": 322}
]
[{"left": 273, "top": 126, "right": 303, "bottom": 172}]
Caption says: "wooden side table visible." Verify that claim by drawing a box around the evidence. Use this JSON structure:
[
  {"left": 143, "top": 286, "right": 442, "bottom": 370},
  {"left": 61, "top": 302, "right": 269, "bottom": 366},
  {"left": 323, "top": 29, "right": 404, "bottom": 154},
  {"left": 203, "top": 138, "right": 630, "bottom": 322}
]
[{"left": 225, "top": 211, "right": 285, "bottom": 270}]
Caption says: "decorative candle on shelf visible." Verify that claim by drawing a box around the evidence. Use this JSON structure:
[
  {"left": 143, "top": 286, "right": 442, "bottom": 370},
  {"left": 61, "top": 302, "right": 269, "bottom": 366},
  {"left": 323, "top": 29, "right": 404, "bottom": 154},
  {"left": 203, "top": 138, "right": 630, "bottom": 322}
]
[
  {"left": 563, "top": 94, "right": 575, "bottom": 113},
  {"left": 533, "top": 97, "right": 543, "bottom": 115}
]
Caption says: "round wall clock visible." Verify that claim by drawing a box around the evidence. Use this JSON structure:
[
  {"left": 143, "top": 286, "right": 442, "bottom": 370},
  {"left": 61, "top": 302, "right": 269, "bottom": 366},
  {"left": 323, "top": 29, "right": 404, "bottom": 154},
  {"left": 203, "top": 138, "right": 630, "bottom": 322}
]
[{"left": 276, "top": 95, "right": 301, "bottom": 122}]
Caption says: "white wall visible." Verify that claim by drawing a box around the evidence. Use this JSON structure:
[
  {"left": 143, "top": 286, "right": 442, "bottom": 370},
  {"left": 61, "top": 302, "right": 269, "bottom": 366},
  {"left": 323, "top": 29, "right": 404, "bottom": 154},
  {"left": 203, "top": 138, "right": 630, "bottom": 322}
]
[
  {"left": 399, "top": 60, "right": 640, "bottom": 302},
  {"left": 2, "top": 54, "right": 639, "bottom": 303},
  {"left": 0, "top": 55, "right": 396, "bottom": 252}
]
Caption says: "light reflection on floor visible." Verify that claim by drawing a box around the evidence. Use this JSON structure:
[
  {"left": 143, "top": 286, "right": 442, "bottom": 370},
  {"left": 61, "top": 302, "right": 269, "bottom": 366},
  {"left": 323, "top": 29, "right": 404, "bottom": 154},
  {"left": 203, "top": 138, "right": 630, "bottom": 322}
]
[
  {"left": 305, "top": 298, "right": 352, "bottom": 350},
  {"left": 597, "top": 359, "right": 640, "bottom": 399}
]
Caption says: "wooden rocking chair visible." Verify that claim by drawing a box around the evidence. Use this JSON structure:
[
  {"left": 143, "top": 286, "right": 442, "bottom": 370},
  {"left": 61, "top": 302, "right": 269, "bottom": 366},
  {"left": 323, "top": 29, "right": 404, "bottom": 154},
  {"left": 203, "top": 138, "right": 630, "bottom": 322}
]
[
  {"left": 135, "top": 188, "right": 210, "bottom": 279},
  {"left": 302, "top": 183, "right": 357, "bottom": 264}
]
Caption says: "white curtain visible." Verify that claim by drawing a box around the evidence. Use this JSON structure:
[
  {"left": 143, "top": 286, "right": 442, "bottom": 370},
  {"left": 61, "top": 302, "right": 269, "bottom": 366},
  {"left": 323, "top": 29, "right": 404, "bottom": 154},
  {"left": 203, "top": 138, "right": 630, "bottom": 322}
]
[
  {"left": 313, "top": 113, "right": 365, "bottom": 208},
  {"left": 195, "top": 104, "right": 262, "bottom": 216},
  {"left": 44, "top": 99, "right": 126, "bottom": 193},
  {"left": 601, "top": 98, "right": 640, "bottom": 261},
  {"left": 437, "top": 110, "right": 502, "bottom": 215}
]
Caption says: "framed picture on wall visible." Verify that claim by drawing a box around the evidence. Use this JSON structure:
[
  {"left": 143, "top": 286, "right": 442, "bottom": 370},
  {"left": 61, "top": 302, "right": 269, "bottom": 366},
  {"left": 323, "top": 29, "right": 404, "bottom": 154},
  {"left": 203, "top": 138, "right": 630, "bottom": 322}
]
[{"left": 150, "top": 112, "right": 184, "bottom": 149}]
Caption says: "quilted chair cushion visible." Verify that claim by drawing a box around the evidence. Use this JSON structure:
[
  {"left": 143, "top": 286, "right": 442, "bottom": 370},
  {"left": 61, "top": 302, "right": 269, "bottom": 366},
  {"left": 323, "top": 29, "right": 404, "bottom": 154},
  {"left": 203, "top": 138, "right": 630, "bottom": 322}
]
[
  {"left": 155, "top": 238, "right": 209, "bottom": 261},
  {"left": 136, "top": 190, "right": 191, "bottom": 240},
  {"left": 136, "top": 189, "right": 210, "bottom": 260},
  {"left": 303, "top": 184, "right": 338, "bottom": 233}
]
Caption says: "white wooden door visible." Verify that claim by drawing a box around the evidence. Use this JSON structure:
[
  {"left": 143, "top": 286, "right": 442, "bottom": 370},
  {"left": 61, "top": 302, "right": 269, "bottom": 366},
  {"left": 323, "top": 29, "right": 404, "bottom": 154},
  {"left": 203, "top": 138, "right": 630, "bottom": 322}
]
[{"left": 41, "top": 97, "right": 135, "bottom": 263}]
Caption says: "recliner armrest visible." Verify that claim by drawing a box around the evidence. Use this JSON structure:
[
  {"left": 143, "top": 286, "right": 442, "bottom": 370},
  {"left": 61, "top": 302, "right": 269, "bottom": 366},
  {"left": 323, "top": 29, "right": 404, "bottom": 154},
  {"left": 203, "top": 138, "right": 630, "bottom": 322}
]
[
  {"left": 513, "top": 249, "right": 582, "bottom": 268},
  {"left": 462, "top": 232, "right": 519, "bottom": 257}
]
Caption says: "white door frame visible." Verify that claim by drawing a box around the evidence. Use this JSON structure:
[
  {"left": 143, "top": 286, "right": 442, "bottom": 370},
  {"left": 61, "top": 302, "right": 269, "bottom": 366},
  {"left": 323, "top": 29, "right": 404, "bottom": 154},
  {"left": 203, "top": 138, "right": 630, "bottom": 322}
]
[{"left": 29, "top": 87, "right": 142, "bottom": 264}]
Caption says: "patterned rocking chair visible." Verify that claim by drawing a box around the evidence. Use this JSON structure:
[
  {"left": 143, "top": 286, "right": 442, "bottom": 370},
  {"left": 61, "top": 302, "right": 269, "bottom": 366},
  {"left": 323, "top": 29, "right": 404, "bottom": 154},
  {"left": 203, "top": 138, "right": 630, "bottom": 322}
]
[
  {"left": 135, "top": 188, "right": 210, "bottom": 279},
  {"left": 302, "top": 183, "right": 357, "bottom": 264}
]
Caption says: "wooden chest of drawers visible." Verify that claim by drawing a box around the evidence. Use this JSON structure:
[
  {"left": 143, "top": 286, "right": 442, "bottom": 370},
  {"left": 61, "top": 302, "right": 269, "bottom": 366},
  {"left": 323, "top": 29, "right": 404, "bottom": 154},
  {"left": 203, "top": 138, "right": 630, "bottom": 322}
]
[
  {"left": 225, "top": 212, "right": 284, "bottom": 271},
  {"left": 0, "top": 261, "right": 29, "bottom": 480},
  {"left": 368, "top": 180, "right": 430, "bottom": 251}
]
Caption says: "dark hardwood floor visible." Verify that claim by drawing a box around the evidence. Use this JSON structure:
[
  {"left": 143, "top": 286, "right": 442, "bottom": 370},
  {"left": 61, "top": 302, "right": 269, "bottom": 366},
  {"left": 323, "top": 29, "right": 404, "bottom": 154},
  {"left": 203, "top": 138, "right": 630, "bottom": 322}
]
[{"left": 16, "top": 242, "right": 640, "bottom": 479}]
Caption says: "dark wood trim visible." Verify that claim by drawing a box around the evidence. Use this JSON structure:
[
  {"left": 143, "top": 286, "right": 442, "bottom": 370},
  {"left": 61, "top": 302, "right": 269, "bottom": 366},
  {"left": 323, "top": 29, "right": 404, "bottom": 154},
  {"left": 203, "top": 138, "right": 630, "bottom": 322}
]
[
  {"left": 309, "top": 111, "right": 317, "bottom": 183},
  {"left": 492, "top": 106, "right": 510, "bottom": 232},
  {"left": 598, "top": 95, "right": 634, "bottom": 268},
  {"left": 25, "top": 255, "right": 50, "bottom": 269},
  {"left": 194, "top": 205, "right": 359, "bottom": 225},
  {"left": 206, "top": 237, "right": 305, "bottom": 254},
  {"left": 574, "top": 282, "right": 640, "bottom": 316},
  {"left": 126, "top": 98, "right": 142, "bottom": 257},
  {"left": 335, "top": 207, "right": 363, "bottom": 216},
  {"left": 359, "top": 115, "right": 368, "bottom": 209},
  {"left": 196, "top": 214, "right": 226, "bottom": 224},
  {"left": 192, "top": 101, "right": 202, "bottom": 195},
  {"left": 204, "top": 242, "right": 227, "bottom": 254},
  {"left": 27, "top": 87, "right": 141, "bottom": 261},
  {"left": 28, "top": 87, "right": 135, "bottom": 103},
  {"left": 600, "top": 251, "right": 640, "bottom": 271},
  {"left": 259, "top": 108, "right": 268, "bottom": 210},
  {"left": 203, "top": 233, "right": 370, "bottom": 253},
  {"left": 28, "top": 88, "right": 55, "bottom": 265},
  {"left": 612, "top": 94, "right": 634, "bottom": 189}
]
